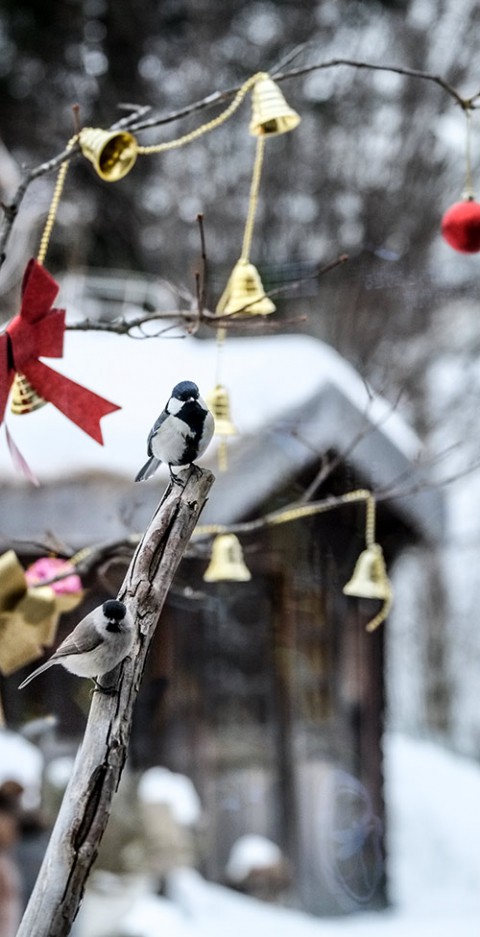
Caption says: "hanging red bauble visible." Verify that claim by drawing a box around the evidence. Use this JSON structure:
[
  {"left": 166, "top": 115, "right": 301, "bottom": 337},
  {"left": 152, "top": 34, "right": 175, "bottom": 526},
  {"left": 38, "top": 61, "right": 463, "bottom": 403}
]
[{"left": 441, "top": 199, "right": 480, "bottom": 253}]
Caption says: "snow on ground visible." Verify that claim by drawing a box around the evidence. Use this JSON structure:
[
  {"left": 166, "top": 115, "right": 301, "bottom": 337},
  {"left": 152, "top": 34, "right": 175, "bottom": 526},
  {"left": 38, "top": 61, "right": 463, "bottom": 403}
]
[
  {"left": 137, "top": 766, "right": 202, "bottom": 826},
  {"left": 76, "top": 732, "right": 480, "bottom": 937},
  {"left": 0, "top": 729, "right": 44, "bottom": 809}
]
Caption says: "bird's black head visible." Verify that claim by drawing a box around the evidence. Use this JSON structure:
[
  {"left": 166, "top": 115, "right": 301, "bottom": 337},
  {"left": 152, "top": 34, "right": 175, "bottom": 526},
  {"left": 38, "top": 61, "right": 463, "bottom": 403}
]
[
  {"left": 102, "top": 599, "right": 127, "bottom": 621},
  {"left": 172, "top": 380, "right": 199, "bottom": 402}
]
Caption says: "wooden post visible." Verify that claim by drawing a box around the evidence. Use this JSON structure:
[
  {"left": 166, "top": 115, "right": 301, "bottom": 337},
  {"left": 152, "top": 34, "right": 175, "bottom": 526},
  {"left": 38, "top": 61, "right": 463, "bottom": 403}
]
[{"left": 16, "top": 466, "right": 215, "bottom": 937}]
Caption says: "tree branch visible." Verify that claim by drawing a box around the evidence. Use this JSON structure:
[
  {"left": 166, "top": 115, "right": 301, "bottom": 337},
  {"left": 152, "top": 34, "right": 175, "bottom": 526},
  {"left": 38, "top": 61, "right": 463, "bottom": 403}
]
[
  {"left": 62, "top": 253, "right": 347, "bottom": 338},
  {"left": 0, "top": 57, "right": 473, "bottom": 271},
  {"left": 15, "top": 465, "right": 215, "bottom": 937}
]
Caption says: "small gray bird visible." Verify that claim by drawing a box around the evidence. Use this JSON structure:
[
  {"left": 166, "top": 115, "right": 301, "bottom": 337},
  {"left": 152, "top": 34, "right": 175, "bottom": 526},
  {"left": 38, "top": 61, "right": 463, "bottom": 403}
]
[
  {"left": 135, "top": 380, "right": 214, "bottom": 484},
  {"left": 18, "top": 600, "right": 135, "bottom": 689}
]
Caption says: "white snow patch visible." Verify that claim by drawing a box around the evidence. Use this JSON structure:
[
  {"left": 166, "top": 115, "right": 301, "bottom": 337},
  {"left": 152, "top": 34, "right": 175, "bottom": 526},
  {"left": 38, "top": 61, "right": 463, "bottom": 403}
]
[
  {"left": 44, "top": 755, "right": 75, "bottom": 790},
  {"left": 76, "top": 733, "right": 480, "bottom": 937},
  {"left": 0, "top": 729, "right": 44, "bottom": 809},
  {"left": 137, "top": 767, "right": 202, "bottom": 827},
  {"left": 225, "top": 835, "right": 284, "bottom": 882}
]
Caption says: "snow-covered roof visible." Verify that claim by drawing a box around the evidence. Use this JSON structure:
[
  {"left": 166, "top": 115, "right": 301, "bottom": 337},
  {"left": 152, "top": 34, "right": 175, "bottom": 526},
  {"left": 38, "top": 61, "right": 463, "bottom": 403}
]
[
  {"left": 1, "top": 331, "right": 419, "bottom": 482},
  {"left": 0, "top": 331, "right": 441, "bottom": 542}
]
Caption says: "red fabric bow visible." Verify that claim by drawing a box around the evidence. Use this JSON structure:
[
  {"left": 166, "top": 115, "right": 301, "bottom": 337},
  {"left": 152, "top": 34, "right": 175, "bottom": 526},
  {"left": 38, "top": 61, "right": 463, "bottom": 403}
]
[{"left": 0, "top": 259, "right": 120, "bottom": 444}]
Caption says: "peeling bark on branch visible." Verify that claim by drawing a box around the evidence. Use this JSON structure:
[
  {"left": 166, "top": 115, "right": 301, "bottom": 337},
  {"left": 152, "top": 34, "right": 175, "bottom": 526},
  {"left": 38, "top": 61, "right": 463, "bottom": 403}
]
[{"left": 16, "top": 465, "right": 215, "bottom": 937}]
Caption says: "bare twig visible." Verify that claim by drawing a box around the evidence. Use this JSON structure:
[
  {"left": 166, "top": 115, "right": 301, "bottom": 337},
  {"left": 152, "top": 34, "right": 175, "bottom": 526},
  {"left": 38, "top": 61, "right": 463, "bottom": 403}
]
[
  {"left": 299, "top": 382, "right": 407, "bottom": 503},
  {"left": 65, "top": 310, "right": 196, "bottom": 336},
  {"left": 192, "top": 212, "right": 208, "bottom": 328},
  {"left": 272, "top": 59, "right": 471, "bottom": 110},
  {"left": 71, "top": 104, "right": 82, "bottom": 136},
  {"left": 63, "top": 252, "right": 347, "bottom": 337}
]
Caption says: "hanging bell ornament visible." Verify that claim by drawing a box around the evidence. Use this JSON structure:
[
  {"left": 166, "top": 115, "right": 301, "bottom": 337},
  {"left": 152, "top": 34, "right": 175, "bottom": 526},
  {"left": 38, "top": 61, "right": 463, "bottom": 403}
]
[
  {"left": 343, "top": 543, "right": 393, "bottom": 632},
  {"left": 207, "top": 385, "right": 237, "bottom": 438},
  {"left": 10, "top": 373, "right": 47, "bottom": 415},
  {"left": 203, "top": 534, "right": 251, "bottom": 582},
  {"left": 79, "top": 128, "right": 138, "bottom": 181},
  {"left": 216, "top": 259, "right": 275, "bottom": 316},
  {"left": 206, "top": 384, "right": 238, "bottom": 472},
  {"left": 343, "top": 543, "right": 391, "bottom": 601},
  {"left": 249, "top": 73, "right": 301, "bottom": 137}
]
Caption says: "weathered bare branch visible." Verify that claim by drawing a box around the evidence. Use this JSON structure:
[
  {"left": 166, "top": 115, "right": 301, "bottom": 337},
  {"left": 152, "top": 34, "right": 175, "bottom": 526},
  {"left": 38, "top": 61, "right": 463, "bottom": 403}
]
[{"left": 16, "top": 465, "right": 215, "bottom": 937}]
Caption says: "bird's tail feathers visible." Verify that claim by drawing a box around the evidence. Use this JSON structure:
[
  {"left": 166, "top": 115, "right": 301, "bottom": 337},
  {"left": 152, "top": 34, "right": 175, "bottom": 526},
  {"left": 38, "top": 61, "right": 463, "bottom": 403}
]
[
  {"left": 18, "top": 659, "right": 55, "bottom": 689},
  {"left": 135, "top": 457, "right": 161, "bottom": 482}
]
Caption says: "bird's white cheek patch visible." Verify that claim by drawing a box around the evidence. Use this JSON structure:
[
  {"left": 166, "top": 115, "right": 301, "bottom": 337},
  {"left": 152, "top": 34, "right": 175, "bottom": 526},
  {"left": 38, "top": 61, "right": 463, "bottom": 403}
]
[{"left": 167, "top": 396, "right": 183, "bottom": 416}]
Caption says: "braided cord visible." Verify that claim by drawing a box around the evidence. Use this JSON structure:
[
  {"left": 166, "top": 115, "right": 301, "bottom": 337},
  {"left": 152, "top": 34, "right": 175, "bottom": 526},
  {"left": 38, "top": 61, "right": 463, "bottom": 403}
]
[
  {"left": 136, "top": 73, "right": 262, "bottom": 156},
  {"left": 240, "top": 135, "right": 266, "bottom": 261},
  {"left": 37, "top": 135, "right": 78, "bottom": 266}
]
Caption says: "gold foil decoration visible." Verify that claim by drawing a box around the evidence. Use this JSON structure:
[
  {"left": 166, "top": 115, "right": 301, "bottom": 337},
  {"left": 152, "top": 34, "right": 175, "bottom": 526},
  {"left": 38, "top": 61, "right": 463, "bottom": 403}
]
[{"left": 0, "top": 551, "right": 82, "bottom": 675}]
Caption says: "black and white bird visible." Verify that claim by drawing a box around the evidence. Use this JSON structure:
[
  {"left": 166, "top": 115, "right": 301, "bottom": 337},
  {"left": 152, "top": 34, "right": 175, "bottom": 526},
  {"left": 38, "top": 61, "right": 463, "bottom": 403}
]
[
  {"left": 135, "top": 380, "right": 214, "bottom": 483},
  {"left": 18, "top": 600, "right": 135, "bottom": 689}
]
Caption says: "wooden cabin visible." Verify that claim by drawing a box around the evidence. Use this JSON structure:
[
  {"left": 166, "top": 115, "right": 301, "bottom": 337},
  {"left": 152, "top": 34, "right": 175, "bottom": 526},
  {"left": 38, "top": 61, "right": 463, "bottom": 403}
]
[{"left": 0, "top": 334, "right": 442, "bottom": 916}]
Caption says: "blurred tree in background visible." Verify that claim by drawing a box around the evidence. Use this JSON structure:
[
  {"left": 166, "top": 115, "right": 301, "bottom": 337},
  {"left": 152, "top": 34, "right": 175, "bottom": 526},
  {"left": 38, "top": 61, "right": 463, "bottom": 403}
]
[{"left": 0, "top": 0, "right": 478, "bottom": 433}]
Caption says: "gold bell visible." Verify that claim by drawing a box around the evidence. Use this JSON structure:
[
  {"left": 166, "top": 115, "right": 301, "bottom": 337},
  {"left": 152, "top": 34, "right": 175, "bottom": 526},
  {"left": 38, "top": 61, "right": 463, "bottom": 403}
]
[
  {"left": 249, "top": 74, "right": 301, "bottom": 137},
  {"left": 79, "top": 127, "right": 138, "bottom": 181},
  {"left": 207, "top": 385, "right": 237, "bottom": 438},
  {"left": 343, "top": 543, "right": 391, "bottom": 601},
  {"left": 206, "top": 384, "right": 237, "bottom": 472},
  {"left": 10, "top": 373, "right": 47, "bottom": 415},
  {"left": 203, "top": 534, "right": 251, "bottom": 582},
  {"left": 216, "top": 259, "right": 275, "bottom": 316}
]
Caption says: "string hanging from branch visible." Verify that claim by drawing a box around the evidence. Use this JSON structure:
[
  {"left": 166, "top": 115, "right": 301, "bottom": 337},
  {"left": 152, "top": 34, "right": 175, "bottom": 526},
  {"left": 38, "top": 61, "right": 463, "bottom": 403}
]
[
  {"left": 441, "top": 106, "right": 480, "bottom": 253},
  {"left": 209, "top": 73, "right": 301, "bottom": 471}
]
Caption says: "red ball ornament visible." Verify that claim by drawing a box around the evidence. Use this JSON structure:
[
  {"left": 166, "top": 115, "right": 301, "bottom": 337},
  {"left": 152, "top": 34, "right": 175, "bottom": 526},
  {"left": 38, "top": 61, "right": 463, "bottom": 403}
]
[{"left": 441, "top": 199, "right": 480, "bottom": 253}]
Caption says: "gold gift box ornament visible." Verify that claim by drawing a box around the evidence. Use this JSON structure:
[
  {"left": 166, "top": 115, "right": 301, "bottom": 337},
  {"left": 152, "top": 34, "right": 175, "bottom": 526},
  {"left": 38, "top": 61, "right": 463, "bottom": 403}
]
[{"left": 0, "top": 551, "right": 83, "bottom": 676}]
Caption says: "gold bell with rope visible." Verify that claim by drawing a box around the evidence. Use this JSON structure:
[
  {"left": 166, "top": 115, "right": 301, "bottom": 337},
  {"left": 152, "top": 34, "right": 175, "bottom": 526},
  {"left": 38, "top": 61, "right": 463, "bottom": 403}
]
[
  {"left": 343, "top": 543, "right": 391, "bottom": 601},
  {"left": 203, "top": 534, "right": 251, "bottom": 582},
  {"left": 79, "top": 128, "right": 138, "bottom": 181},
  {"left": 10, "top": 373, "right": 47, "bottom": 415},
  {"left": 206, "top": 384, "right": 238, "bottom": 472},
  {"left": 249, "top": 73, "right": 301, "bottom": 137},
  {"left": 207, "top": 384, "right": 237, "bottom": 438},
  {"left": 343, "top": 542, "right": 393, "bottom": 632},
  {"left": 216, "top": 259, "right": 275, "bottom": 317}
]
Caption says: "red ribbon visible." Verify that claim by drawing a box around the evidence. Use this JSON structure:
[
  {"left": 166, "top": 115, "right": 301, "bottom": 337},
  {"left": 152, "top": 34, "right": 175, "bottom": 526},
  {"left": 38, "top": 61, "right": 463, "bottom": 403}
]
[{"left": 0, "top": 259, "right": 120, "bottom": 444}]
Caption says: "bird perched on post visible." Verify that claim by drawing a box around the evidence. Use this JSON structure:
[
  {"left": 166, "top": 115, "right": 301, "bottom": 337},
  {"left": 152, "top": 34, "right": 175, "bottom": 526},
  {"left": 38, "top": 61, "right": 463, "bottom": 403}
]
[
  {"left": 18, "top": 600, "right": 134, "bottom": 689},
  {"left": 135, "top": 380, "right": 214, "bottom": 484}
]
